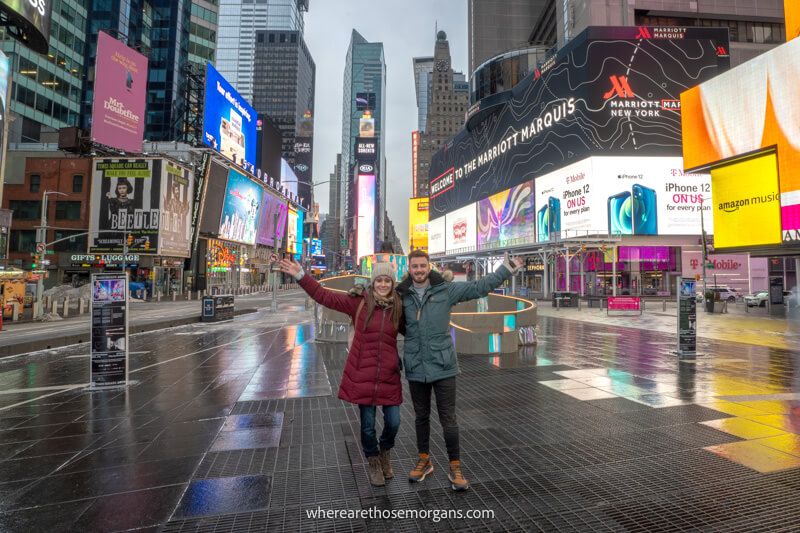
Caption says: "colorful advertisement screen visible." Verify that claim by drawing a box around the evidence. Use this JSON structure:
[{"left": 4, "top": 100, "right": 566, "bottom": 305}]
[
  {"left": 281, "top": 158, "right": 298, "bottom": 196},
  {"left": 711, "top": 153, "right": 782, "bottom": 249},
  {"left": 286, "top": 208, "right": 298, "bottom": 254},
  {"left": 89, "top": 159, "right": 162, "bottom": 254},
  {"left": 255, "top": 190, "right": 287, "bottom": 247},
  {"left": 682, "top": 38, "right": 800, "bottom": 245},
  {"left": 91, "top": 31, "right": 148, "bottom": 153},
  {"left": 533, "top": 156, "right": 712, "bottom": 240},
  {"left": 478, "top": 181, "right": 535, "bottom": 250},
  {"left": 218, "top": 169, "right": 261, "bottom": 245},
  {"left": 310, "top": 238, "right": 323, "bottom": 257},
  {"left": 0, "top": 51, "right": 9, "bottom": 176},
  {"left": 203, "top": 63, "right": 257, "bottom": 173},
  {"left": 445, "top": 203, "right": 477, "bottom": 254},
  {"left": 357, "top": 173, "right": 376, "bottom": 260},
  {"left": 408, "top": 197, "right": 429, "bottom": 252},
  {"left": 158, "top": 161, "right": 194, "bottom": 258},
  {"left": 428, "top": 217, "right": 445, "bottom": 255},
  {"left": 294, "top": 209, "right": 305, "bottom": 258}
]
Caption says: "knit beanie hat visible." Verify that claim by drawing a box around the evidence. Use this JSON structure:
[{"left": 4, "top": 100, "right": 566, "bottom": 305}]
[{"left": 370, "top": 262, "right": 395, "bottom": 284}]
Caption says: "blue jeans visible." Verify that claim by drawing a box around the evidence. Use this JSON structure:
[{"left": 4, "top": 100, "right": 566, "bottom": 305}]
[{"left": 359, "top": 405, "right": 400, "bottom": 457}]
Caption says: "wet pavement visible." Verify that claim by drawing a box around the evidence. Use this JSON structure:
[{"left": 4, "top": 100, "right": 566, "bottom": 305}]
[{"left": 1, "top": 295, "right": 799, "bottom": 532}]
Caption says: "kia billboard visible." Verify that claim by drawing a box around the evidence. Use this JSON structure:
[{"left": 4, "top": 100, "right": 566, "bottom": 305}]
[
  {"left": 478, "top": 180, "right": 535, "bottom": 250},
  {"left": 218, "top": 169, "right": 262, "bottom": 245},
  {"left": 255, "top": 190, "right": 288, "bottom": 248},
  {"left": 203, "top": 63, "right": 257, "bottom": 174},
  {"left": 0, "top": 0, "right": 52, "bottom": 53},
  {"left": 445, "top": 202, "right": 477, "bottom": 255},
  {"left": 534, "top": 156, "right": 713, "bottom": 241},
  {"left": 356, "top": 173, "right": 376, "bottom": 260},
  {"left": 91, "top": 31, "right": 148, "bottom": 153},
  {"left": 428, "top": 26, "right": 730, "bottom": 219}
]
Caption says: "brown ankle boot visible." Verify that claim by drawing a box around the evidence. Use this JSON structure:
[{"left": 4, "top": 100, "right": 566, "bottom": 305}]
[
  {"left": 408, "top": 453, "right": 433, "bottom": 483},
  {"left": 379, "top": 448, "right": 393, "bottom": 479},
  {"left": 367, "top": 456, "right": 385, "bottom": 486},
  {"left": 448, "top": 460, "right": 470, "bottom": 491}
]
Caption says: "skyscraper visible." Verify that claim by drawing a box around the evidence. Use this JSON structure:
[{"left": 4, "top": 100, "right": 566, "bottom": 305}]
[
  {"left": 323, "top": 154, "right": 342, "bottom": 270},
  {"left": 340, "top": 30, "right": 386, "bottom": 252},
  {"left": 189, "top": 1, "right": 219, "bottom": 69},
  {"left": 416, "top": 31, "right": 468, "bottom": 198},
  {"left": 413, "top": 57, "right": 434, "bottom": 132},
  {"left": 2, "top": 0, "right": 88, "bottom": 142},
  {"left": 217, "top": 0, "right": 308, "bottom": 104},
  {"left": 252, "top": 29, "right": 316, "bottom": 206}
]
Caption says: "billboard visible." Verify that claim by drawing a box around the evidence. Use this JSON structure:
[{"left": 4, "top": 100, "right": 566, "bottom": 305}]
[
  {"left": 787, "top": 0, "right": 800, "bottom": 41},
  {"left": 533, "top": 157, "right": 712, "bottom": 241},
  {"left": 281, "top": 158, "right": 298, "bottom": 196},
  {"left": 203, "top": 63, "right": 257, "bottom": 173},
  {"left": 408, "top": 197, "right": 429, "bottom": 251},
  {"left": 295, "top": 209, "right": 304, "bottom": 257},
  {"left": 89, "top": 159, "right": 161, "bottom": 254},
  {"left": 445, "top": 202, "right": 477, "bottom": 254},
  {"left": 355, "top": 92, "right": 376, "bottom": 110},
  {"left": 310, "top": 238, "right": 323, "bottom": 257},
  {"left": 355, "top": 137, "right": 377, "bottom": 162},
  {"left": 682, "top": 38, "right": 800, "bottom": 245},
  {"left": 412, "top": 131, "right": 420, "bottom": 193},
  {"left": 158, "top": 161, "right": 194, "bottom": 258},
  {"left": 255, "top": 190, "right": 288, "bottom": 248},
  {"left": 0, "top": 0, "right": 52, "bottom": 53},
  {"left": 710, "top": 153, "right": 782, "bottom": 249},
  {"left": 428, "top": 217, "right": 445, "bottom": 255},
  {"left": 356, "top": 173, "right": 376, "bottom": 260},
  {"left": 359, "top": 116, "right": 375, "bottom": 138},
  {"left": 218, "top": 169, "right": 261, "bottom": 245},
  {"left": 0, "top": 51, "right": 9, "bottom": 180},
  {"left": 478, "top": 180, "right": 535, "bottom": 250},
  {"left": 428, "top": 26, "right": 730, "bottom": 219},
  {"left": 286, "top": 208, "right": 298, "bottom": 254},
  {"left": 91, "top": 31, "right": 148, "bottom": 153}
]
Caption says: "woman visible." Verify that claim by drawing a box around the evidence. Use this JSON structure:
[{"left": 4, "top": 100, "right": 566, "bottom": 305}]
[{"left": 278, "top": 258, "right": 403, "bottom": 487}]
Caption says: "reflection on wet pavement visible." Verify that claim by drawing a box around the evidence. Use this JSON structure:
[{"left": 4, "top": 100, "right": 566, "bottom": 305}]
[{"left": 0, "top": 304, "right": 799, "bottom": 530}]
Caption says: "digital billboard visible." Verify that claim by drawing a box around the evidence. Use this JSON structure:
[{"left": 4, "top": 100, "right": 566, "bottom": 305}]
[
  {"left": 294, "top": 209, "right": 304, "bottom": 257},
  {"left": 0, "top": 51, "right": 10, "bottom": 178},
  {"left": 357, "top": 173, "right": 376, "bottom": 260},
  {"left": 355, "top": 92, "right": 376, "bottom": 110},
  {"left": 89, "top": 159, "right": 161, "bottom": 254},
  {"left": 408, "top": 197, "right": 429, "bottom": 251},
  {"left": 445, "top": 202, "right": 477, "bottom": 254},
  {"left": 428, "top": 26, "right": 730, "bottom": 219},
  {"left": 203, "top": 63, "right": 257, "bottom": 173},
  {"left": 91, "top": 31, "right": 148, "bottom": 153},
  {"left": 478, "top": 180, "right": 534, "bottom": 250},
  {"left": 787, "top": 0, "right": 800, "bottom": 41},
  {"left": 355, "top": 137, "right": 377, "bottom": 162},
  {"left": 158, "top": 161, "right": 194, "bottom": 258},
  {"left": 281, "top": 158, "right": 298, "bottom": 196},
  {"left": 710, "top": 153, "right": 782, "bottom": 249},
  {"left": 682, "top": 37, "right": 800, "bottom": 245},
  {"left": 0, "top": 0, "right": 52, "bottom": 53},
  {"left": 428, "top": 217, "right": 445, "bottom": 255},
  {"left": 218, "top": 169, "right": 261, "bottom": 245},
  {"left": 286, "top": 208, "right": 298, "bottom": 254},
  {"left": 255, "top": 190, "right": 287, "bottom": 248},
  {"left": 310, "top": 238, "right": 323, "bottom": 257},
  {"left": 533, "top": 157, "right": 712, "bottom": 241}
]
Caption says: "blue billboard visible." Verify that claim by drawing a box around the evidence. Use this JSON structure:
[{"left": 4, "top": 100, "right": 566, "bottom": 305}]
[
  {"left": 203, "top": 64, "right": 257, "bottom": 174},
  {"left": 218, "top": 169, "right": 262, "bottom": 245},
  {"left": 295, "top": 210, "right": 305, "bottom": 258},
  {"left": 310, "top": 238, "right": 323, "bottom": 257}
]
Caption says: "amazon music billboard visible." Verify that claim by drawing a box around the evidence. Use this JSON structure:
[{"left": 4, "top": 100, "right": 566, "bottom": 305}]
[{"left": 428, "top": 26, "right": 730, "bottom": 219}]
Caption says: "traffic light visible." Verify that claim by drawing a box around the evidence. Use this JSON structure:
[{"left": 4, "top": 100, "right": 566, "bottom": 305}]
[
  {"left": 127, "top": 234, "right": 134, "bottom": 246},
  {"left": 31, "top": 254, "right": 39, "bottom": 270}
]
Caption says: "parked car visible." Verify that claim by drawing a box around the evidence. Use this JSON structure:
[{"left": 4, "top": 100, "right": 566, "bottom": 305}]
[
  {"left": 704, "top": 286, "right": 739, "bottom": 303},
  {"left": 744, "top": 291, "right": 769, "bottom": 307}
]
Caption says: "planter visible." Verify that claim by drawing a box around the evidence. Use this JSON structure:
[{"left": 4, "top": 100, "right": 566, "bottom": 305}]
[{"left": 705, "top": 300, "right": 715, "bottom": 313}]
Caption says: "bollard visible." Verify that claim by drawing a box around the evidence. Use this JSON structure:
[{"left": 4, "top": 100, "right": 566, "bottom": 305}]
[
  {"left": 79, "top": 298, "right": 86, "bottom": 315},
  {"left": 663, "top": 300, "right": 667, "bottom": 312},
  {"left": 63, "top": 297, "right": 69, "bottom": 318},
  {"left": 12, "top": 302, "right": 21, "bottom": 321},
  {"left": 51, "top": 299, "right": 58, "bottom": 315},
  {"left": 157, "top": 291, "right": 162, "bottom": 302},
  {"left": 172, "top": 292, "right": 177, "bottom": 302},
  {"left": 642, "top": 300, "right": 646, "bottom": 311},
  {"left": 556, "top": 297, "right": 561, "bottom": 311}
]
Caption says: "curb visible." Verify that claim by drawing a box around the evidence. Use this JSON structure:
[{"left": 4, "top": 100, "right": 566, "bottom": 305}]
[{"left": 0, "top": 308, "right": 258, "bottom": 359}]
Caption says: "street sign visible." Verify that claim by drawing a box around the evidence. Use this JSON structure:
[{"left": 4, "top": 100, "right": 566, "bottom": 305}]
[
  {"left": 340, "top": 239, "right": 347, "bottom": 247},
  {"left": 36, "top": 227, "right": 46, "bottom": 243},
  {"left": 35, "top": 242, "right": 45, "bottom": 254},
  {"left": 90, "top": 272, "right": 129, "bottom": 387}
]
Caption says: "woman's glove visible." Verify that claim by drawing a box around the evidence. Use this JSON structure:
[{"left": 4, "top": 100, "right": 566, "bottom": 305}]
[{"left": 348, "top": 284, "right": 366, "bottom": 297}]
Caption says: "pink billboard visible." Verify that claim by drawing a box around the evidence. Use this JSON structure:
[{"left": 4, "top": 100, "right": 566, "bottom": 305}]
[{"left": 91, "top": 31, "right": 148, "bottom": 153}]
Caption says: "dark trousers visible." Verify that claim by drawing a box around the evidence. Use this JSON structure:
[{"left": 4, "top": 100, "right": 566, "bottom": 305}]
[
  {"left": 359, "top": 405, "right": 400, "bottom": 457},
  {"left": 408, "top": 377, "right": 459, "bottom": 461}
]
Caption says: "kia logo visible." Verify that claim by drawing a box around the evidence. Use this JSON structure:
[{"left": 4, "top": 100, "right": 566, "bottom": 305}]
[
  {"left": 295, "top": 164, "right": 309, "bottom": 172},
  {"left": 359, "top": 164, "right": 373, "bottom": 173}
]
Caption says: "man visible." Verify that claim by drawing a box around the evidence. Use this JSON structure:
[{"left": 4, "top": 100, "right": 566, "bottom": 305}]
[{"left": 396, "top": 249, "right": 521, "bottom": 491}]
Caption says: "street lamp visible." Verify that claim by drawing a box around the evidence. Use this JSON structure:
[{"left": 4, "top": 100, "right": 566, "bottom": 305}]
[{"left": 34, "top": 191, "right": 68, "bottom": 318}]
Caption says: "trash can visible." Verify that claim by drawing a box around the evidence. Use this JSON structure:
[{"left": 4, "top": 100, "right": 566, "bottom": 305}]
[
  {"left": 201, "top": 294, "right": 235, "bottom": 322},
  {"left": 552, "top": 291, "right": 579, "bottom": 308}
]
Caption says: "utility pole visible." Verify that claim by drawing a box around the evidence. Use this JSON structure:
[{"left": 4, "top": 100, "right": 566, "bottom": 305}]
[
  {"left": 271, "top": 210, "right": 279, "bottom": 312},
  {"left": 34, "top": 191, "right": 67, "bottom": 319}
]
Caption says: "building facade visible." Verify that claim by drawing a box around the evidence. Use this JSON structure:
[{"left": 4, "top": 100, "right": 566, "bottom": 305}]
[
  {"left": 216, "top": 0, "right": 308, "bottom": 104},
  {"left": 340, "top": 30, "right": 386, "bottom": 253},
  {"left": 322, "top": 153, "right": 342, "bottom": 270},
  {"left": 412, "top": 56, "right": 433, "bottom": 131},
  {"left": 415, "top": 31, "right": 469, "bottom": 198},
  {"left": 189, "top": 0, "right": 218, "bottom": 69}
]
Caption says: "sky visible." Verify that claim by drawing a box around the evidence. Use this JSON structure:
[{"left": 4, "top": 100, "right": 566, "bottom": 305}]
[{"left": 304, "top": 0, "right": 468, "bottom": 250}]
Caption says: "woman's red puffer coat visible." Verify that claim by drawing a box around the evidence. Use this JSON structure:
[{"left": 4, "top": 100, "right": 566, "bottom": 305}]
[{"left": 298, "top": 274, "right": 402, "bottom": 406}]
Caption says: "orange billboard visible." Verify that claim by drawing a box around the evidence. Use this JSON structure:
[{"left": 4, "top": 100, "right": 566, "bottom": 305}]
[
  {"left": 681, "top": 38, "right": 800, "bottom": 244},
  {"left": 787, "top": 0, "right": 800, "bottom": 41},
  {"left": 408, "top": 197, "right": 429, "bottom": 252}
]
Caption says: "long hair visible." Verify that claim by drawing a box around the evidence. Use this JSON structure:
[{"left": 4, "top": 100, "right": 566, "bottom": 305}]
[{"left": 361, "top": 281, "right": 402, "bottom": 332}]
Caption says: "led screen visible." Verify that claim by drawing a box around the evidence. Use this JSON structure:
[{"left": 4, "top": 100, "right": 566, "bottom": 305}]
[
  {"left": 357, "top": 174, "right": 376, "bottom": 260},
  {"left": 218, "top": 169, "right": 261, "bottom": 245}
]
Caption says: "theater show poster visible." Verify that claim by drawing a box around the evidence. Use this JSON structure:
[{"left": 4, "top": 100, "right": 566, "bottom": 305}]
[
  {"left": 90, "top": 272, "right": 129, "bottom": 387},
  {"left": 159, "top": 161, "right": 195, "bottom": 257},
  {"left": 89, "top": 158, "right": 161, "bottom": 254}
]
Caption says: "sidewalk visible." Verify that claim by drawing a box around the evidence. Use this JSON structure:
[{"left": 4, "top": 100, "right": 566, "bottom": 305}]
[{"left": 536, "top": 300, "right": 800, "bottom": 351}]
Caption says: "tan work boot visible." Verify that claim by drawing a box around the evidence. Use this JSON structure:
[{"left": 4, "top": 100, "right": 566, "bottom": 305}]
[
  {"left": 448, "top": 460, "right": 470, "bottom": 491},
  {"left": 408, "top": 453, "right": 434, "bottom": 483},
  {"left": 367, "top": 456, "right": 385, "bottom": 486},
  {"left": 379, "top": 448, "right": 393, "bottom": 479}
]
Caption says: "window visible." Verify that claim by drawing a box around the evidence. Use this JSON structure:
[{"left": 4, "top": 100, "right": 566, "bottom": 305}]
[
  {"left": 29, "top": 174, "right": 41, "bottom": 192},
  {"left": 55, "top": 201, "right": 81, "bottom": 220},
  {"left": 72, "top": 174, "right": 83, "bottom": 193},
  {"left": 9, "top": 200, "right": 42, "bottom": 220},
  {"left": 10, "top": 230, "right": 36, "bottom": 253},
  {"left": 53, "top": 230, "right": 87, "bottom": 252}
]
